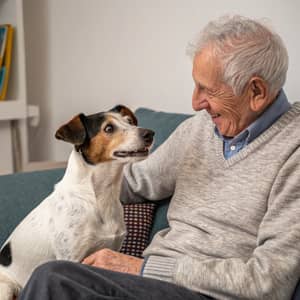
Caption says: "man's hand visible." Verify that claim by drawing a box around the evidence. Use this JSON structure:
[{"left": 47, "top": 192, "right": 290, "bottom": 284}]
[{"left": 82, "top": 248, "right": 144, "bottom": 275}]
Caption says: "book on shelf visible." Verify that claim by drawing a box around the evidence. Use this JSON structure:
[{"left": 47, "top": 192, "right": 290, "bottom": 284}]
[
  {"left": 0, "top": 24, "right": 14, "bottom": 101},
  {"left": 0, "top": 25, "right": 8, "bottom": 67}
]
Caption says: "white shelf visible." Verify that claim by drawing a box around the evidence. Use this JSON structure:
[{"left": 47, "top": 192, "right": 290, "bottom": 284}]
[
  {"left": 0, "top": 100, "right": 26, "bottom": 120},
  {"left": 0, "top": 100, "right": 39, "bottom": 122}
]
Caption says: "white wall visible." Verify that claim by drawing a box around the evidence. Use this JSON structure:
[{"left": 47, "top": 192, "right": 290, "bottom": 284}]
[{"left": 23, "top": 0, "right": 300, "bottom": 162}]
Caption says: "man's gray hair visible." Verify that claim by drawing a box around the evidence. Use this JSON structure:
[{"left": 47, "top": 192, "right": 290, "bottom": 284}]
[{"left": 188, "top": 15, "right": 289, "bottom": 96}]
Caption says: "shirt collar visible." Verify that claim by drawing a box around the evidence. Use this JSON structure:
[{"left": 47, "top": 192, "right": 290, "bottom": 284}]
[{"left": 214, "top": 89, "right": 291, "bottom": 145}]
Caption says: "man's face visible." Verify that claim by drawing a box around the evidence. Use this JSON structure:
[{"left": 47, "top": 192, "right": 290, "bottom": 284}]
[{"left": 192, "top": 46, "right": 257, "bottom": 137}]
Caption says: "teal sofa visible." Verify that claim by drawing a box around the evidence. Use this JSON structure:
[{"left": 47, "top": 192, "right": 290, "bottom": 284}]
[{"left": 0, "top": 107, "right": 299, "bottom": 299}]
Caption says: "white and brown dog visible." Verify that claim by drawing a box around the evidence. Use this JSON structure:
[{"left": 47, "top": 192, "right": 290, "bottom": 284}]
[{"left": 0, "top": 105, "right": 154, "bottom": 300}]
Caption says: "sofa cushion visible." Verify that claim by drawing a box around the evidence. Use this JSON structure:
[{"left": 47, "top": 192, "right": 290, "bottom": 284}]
[
  {"left": 120, "top": 202, "right": 156, "bottom": 257},
  {"left": 0, "top": 168, "right": 65, "bottom": 247}
]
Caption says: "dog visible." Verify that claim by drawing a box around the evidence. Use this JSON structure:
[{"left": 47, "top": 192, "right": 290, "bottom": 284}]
[{"left": 0, "top": 105, "right": 154, "bottom": 300}]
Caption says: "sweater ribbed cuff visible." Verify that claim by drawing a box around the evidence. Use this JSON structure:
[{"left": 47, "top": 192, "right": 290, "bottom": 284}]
[{"left": 142, "top": 255, "right": 177, "bottom": 283}]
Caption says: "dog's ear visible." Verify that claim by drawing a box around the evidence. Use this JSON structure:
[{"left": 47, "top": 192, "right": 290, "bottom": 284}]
[
  {"left": 110, "top": 105, "right": 138, "bottom": 126},
  {"left": 55, "top": 114, "right": 87, "bottom": 145}
]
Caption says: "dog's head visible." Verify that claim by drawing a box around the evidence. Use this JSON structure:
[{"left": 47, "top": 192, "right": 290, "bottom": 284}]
[{"left": 55, "top": 105, "right": 154, "bottom": 164}]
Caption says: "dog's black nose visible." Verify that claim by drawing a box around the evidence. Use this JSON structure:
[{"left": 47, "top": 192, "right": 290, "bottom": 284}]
[{"left": 140, "top": 129, "right": 155, "bottom": 145}]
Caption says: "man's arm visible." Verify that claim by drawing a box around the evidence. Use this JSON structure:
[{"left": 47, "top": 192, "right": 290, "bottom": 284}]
[
  {"left": 121, "top": 116, "right": 196, "bottom": 203},
  {"left": 142, "top": 148, "right": 300, "bottom": 300}
]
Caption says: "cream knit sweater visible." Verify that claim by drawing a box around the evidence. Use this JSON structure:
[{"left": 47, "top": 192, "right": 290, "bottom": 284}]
[{"left": 122, "top": 103, "right": 300, "bottom": 300}]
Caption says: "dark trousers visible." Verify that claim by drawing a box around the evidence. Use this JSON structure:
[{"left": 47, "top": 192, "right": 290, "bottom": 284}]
[{"left": 19, "top": 261, "right": 213, "bottom": 300}]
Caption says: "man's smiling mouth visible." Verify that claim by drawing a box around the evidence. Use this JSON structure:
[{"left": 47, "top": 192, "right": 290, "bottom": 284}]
[{"left": 211, "top": 113, "right": 221, "bottom": 119}]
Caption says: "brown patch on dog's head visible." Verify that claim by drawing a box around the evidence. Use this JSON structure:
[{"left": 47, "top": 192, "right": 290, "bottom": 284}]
[{"left": 55, "top": 114, "right": 87, "bottom": 145}]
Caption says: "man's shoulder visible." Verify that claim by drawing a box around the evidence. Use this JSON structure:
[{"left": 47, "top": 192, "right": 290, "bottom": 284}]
[{"left": 281, "top": 102, "right": 300, "bottom": 130}]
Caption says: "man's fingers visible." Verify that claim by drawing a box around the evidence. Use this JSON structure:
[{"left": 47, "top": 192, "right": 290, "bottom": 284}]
[{"left": 82, "top": 254, "right": 95, "bottom": 265}]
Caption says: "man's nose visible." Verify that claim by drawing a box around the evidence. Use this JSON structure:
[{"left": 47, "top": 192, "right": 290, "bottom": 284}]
[
  {"left": 196, "top": 101, "right": 209, "bottom": 110},
  {"left": 192, "top": 87, "right": 209, "bottom": 110}
]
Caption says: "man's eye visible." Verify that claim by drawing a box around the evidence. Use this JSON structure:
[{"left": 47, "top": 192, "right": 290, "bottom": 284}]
[
  {"left": 198, "top": 84, "right": 206, "bottom": 91},
  {"left": 198, "top": 84, "right": 216, "bottom": 97},
  {"left": 104, "top": 124, "right": 114, "bottom": 133},
  {"left": 207, "top": 88, "right": 219, "bottom": 97}
]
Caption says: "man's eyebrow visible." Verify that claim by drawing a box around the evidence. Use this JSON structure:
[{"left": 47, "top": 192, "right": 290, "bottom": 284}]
[{"left": 197, "top": 81, "right": 211, "bottom": 91}]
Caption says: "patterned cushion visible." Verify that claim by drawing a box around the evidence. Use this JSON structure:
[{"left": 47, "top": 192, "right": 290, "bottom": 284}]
[{"left": 120, "top": 203, "right": 156, "bottom": 258}]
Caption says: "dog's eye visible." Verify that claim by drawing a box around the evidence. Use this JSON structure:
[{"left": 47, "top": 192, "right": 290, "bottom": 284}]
[{"left": 104, "top": 124, "right": 114, "bottom": 133}]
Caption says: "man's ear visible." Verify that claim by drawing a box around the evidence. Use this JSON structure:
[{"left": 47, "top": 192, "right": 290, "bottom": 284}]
[
  {"left": 55, "top": 114, "right": 87, "bottom": 145},
  {"left": 248, "top": 77, "right": 271, "bottom": 113},
  {"left": 110, "top": 105, "right": 138, "bottom": 126}
]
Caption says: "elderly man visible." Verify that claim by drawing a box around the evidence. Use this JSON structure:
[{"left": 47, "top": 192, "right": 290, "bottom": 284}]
[{"left": 19, "top": 15, "right": 300, "bottom": 300}]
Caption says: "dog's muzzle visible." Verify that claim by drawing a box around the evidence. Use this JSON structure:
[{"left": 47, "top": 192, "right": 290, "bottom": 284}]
[{"left": 114, "top": 129, "right": 155, "bottom": 158}]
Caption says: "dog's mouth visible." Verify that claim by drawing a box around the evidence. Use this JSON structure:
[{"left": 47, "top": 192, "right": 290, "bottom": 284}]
[{"left": 113, "top": 147, "right": 149, "bottom": 158}]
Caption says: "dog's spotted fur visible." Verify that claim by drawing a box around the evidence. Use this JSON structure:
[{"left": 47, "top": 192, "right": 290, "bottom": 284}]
[
  {"left": 0, "top": 105, "right": 154, "bottom": 300},
  {"left": 0, "top": 244, "right": 11, "bottom": 267}
]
